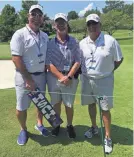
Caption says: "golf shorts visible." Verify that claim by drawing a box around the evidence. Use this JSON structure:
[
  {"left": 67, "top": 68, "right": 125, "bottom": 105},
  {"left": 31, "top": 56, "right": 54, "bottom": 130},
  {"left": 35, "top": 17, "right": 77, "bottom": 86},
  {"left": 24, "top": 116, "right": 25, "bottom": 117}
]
[
  {"left": 81, "top": 73, "right": 114, "bottom": 111},
  {"left": 15, "top": 71, "right": 46, "bottom": 111},
  {"left": 46, "top": 72, "right": 79, "bottom": 108}
]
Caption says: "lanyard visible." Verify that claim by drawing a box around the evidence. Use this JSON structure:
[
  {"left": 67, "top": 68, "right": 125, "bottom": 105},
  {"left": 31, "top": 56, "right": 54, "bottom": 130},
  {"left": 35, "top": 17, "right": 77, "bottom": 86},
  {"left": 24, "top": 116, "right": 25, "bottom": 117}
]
[
  {"left": 87, "top": 37, "right": 101, "bottom": 70},
  {"left": 26, "top": 26, "right": 44, "bottom": 63},
  {"left": 26, "top": 26, "right": 41, "bottom": 54}
]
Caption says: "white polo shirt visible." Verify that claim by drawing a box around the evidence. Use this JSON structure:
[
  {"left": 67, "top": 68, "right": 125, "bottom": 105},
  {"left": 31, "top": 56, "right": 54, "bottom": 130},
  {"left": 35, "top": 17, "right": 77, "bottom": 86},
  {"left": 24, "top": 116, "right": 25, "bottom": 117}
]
[
  {"left": 10, "top": 25, "right": 48, "bottom": 73},
  {"left": 79, "top": 32, "right": 123, "bottom": 79}
]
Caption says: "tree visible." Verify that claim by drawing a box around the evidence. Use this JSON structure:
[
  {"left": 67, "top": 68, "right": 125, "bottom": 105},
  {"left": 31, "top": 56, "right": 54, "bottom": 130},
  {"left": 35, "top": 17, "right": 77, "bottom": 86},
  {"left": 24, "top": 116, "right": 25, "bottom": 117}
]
[
  {"left": 19, "top": 0, "right": 38, "bottom": 24},
  {"left": 102, "top": 0, "right": 125, "bottom": 13},
  {"left": 0, "top": 4, "right": 18, "bottom": 41},
  {"left": 22, "top": 0, "right": 38, "bottom": 12},
  {"left": 68, "top": 11, "right": 78, "bottom": 21},
  {"left": 119, "top": 14, "right": 133, "bottom": 31},
  {"left": 123, "top": 3, "right": 133, "bottom": 18},
  {"left": 84, "top": 9, "right": 101, "bottom": 17},
  {"left": 69, "top": 18, "right": 86, "bottom": 34},
  {"left": 18, "top": 0, "right": 50, "bottom": 33},
  {"left": 101, "top": 10, "right": 123, "bottom": 35}
]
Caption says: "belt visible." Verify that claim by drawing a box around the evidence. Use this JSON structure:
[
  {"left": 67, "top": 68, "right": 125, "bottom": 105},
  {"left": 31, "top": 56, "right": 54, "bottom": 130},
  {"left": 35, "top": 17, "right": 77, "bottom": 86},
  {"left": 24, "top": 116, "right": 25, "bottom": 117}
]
[
  {"left": 29, "top": 72, "right": 44, "bottom": 75},
  {"left": 16, "top": 69, "right": 43, "bottom": 76}
]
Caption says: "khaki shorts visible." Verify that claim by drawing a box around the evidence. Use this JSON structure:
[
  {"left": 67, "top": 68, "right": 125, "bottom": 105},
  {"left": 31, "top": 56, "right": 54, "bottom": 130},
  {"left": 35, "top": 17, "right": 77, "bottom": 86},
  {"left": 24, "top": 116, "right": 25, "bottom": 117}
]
[
  {"left": 81, "top": 74, "right": 114, "bottom": 110},
  {"left": 15, "top": 71, "right": 46, "bottom": 111},
  {"left": 47, "top": 72, "right": 79, "bottom": 108}
]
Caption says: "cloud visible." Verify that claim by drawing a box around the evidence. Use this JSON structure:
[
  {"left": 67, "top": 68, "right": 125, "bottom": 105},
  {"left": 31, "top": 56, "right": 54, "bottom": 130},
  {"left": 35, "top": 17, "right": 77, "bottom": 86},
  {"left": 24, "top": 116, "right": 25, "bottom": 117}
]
[{"left": 78, "top": 3, "right": 94, "bottom": 17}]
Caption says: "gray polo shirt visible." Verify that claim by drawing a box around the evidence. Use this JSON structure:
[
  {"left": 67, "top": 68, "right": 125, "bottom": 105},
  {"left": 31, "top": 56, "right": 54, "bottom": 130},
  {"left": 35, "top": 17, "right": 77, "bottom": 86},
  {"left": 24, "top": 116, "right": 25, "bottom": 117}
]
[
  {"left": 79, "top": 32, "right": 123, "bottom": 79},
  {"left": 46, "top": 36, "right": 81, "bottom": 71},
  {"left": 10, "top": 25, "right": 48, "bottom": 73}
]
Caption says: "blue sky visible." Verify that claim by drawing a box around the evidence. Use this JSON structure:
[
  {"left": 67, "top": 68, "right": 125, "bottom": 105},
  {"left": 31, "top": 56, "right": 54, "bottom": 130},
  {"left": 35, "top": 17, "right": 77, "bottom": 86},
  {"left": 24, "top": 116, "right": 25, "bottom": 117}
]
[{"left": 0, "top": 0, "right": 133, "bottom": 19}]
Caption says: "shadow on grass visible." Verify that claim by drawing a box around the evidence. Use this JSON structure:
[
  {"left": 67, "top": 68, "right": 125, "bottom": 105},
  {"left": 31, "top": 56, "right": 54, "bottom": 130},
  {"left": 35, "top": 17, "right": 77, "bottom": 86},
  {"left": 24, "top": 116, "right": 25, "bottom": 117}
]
[{"left": 28, "top": 124, "right": 133, "bottom": 146}]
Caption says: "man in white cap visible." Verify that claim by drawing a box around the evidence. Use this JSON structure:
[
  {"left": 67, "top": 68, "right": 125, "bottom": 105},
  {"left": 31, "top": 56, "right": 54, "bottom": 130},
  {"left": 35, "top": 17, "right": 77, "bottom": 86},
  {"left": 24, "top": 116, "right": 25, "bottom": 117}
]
[
  {"left": 10, "top": 4, "right": 49, "bottom": 145},
  {"left": 46, "top": 13, "right": 81, "bottom": 138},
  {"left": 79, "top": 14, "right": 123, "bottom": 154}
]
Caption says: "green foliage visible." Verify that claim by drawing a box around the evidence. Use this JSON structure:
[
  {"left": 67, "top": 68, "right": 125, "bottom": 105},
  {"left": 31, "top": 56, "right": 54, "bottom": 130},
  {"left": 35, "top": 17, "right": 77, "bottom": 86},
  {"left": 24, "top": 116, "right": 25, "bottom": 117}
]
[
  {"left": 19, "top": 0, "right": 38, "bottom": 25},
  {"left": 0, "top": 1, "right": 133, "bottom": 42},
  {"left": 119, "top": 14, "right": 133, "bottom": 31},
  {"left": 69, "top": 18, "right": 86, "bottom": 34},
  {"left": 101, "top": 10, "right": 123, "bottom": 35},
  {"left": 123, "top": 3, "right": 133, "bottom": 18},
  {"left": 0, "top": 4, "right": 18, "bottom": 42},
  {"left": 84, "top": 9, "right": 101, "bottom": 17},
  {"left": 41, "top": 22, "right": 53, "bottom": 35},
  {"left": 102, "top": 0, "right": 125, "bottom": 13},
  {"left": 101, "top": 9, "right": 133, "bottom": 35},
  {"left": 22, "top": 0, "right": 38, "bottom": 12},
  {"left": 68, "top": 11, "right": 78, "bottom": 21}
]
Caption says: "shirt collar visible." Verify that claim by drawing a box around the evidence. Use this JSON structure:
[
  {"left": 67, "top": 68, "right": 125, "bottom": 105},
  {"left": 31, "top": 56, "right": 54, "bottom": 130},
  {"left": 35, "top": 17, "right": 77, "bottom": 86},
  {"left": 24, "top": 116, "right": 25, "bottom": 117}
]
[
  {"left": 26, "top": 24, "right": 40, "bottom": 36},
  {"left": 55, "top": 35, "right": 70, "bottom": 45},
  {"left": 87, "top": 32, "right": 105, "bottom": 46}
]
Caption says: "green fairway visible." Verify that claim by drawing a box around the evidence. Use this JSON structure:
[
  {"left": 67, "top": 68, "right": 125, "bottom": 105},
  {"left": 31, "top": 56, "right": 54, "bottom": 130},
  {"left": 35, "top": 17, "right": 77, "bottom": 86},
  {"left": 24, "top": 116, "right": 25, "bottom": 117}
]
[{"left": 0, "top": 43, "right": 133, "bottom": 156}]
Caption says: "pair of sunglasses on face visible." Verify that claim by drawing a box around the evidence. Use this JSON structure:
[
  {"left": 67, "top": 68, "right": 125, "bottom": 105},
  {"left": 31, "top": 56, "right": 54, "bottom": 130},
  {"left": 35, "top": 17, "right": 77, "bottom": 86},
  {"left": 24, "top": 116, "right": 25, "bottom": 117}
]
[
  {"left": 30, "top": 12, "right": 43, "bottom": 17},
  {"left": 87, "top": 21, "right": 99, "bottom": 26}
]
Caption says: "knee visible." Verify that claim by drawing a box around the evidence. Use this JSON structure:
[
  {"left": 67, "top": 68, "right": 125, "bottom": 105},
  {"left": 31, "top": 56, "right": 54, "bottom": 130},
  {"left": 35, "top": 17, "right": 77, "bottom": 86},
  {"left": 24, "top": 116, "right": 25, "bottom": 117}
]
[
  {"left": 88, "top": 103, "right": 96, "bottom": 109},
  {"left": 102, "top": 110, "right": 111, "bottom": 116},
  {"left": 54, "top": 102, "right": 62, "bottom": 107}
]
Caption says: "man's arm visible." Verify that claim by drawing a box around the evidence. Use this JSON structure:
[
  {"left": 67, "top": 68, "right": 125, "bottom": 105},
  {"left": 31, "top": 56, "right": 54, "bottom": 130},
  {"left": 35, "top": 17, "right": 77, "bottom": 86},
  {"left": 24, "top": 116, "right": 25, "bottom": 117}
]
[
  {"left": 12, "top": 55, "right": 35, "bottom": 91},
  {"left": 46, "top": 64, "right": 64, "bottom": 80},
  {"left": 67, "top": 62, "right": 80, "bottom": 78},
  {"left": 114, "top": 57, "right": 123, "bottom": 71}
]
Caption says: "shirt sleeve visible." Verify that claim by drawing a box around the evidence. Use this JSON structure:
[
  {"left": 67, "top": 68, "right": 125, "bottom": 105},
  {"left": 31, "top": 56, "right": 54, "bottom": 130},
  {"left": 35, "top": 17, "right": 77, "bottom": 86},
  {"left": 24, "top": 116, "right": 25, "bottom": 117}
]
[
  {"left": 112, "top": 39, "right": 123, "bottom": 62},
  {"left": 45, "top": 41, "right": 52, "bottom": 65},
  {"left": 79, "top": 41, "right": 85, "bottom": 71},
  {"left": 10, "top": 31, "right": 24, "bottom": 56},
  {"left": 73, "top": 41, "right": 81, "bottom": 63}
]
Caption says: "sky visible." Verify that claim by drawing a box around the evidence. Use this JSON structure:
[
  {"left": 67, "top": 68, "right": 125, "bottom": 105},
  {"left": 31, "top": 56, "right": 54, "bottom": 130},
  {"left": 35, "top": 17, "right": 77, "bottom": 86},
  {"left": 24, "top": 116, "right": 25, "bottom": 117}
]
[{"left": 0, "top": 0, "right": 133, "bottom": 19}]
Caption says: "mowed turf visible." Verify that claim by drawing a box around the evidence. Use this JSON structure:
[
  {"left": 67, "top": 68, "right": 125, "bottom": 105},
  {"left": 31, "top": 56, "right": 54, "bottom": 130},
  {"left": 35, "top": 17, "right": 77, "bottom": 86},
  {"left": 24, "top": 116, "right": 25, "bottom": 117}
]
[{"left": 0, "top": 42, "right": 133, "bottom": 157}]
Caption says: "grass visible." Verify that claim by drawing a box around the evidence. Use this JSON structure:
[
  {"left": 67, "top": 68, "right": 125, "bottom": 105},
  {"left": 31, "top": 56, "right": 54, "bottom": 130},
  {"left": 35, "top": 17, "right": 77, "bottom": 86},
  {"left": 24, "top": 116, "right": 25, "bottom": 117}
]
[
  {"left": 0, "top": 43, "right": 133, "bottom": 157},
  {"left": 0, "top": 44, "right": 11, "bottom": 60}
]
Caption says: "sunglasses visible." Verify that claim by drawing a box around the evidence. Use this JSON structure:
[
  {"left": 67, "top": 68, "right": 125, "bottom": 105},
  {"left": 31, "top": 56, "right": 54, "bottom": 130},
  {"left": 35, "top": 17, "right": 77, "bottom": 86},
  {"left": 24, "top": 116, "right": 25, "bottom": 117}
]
[
  {"left": 30, "top": 12, "right": 43, "bottom": 17},
  {"left": 87, "top": 21, "right": 99, "bottom": 26}
]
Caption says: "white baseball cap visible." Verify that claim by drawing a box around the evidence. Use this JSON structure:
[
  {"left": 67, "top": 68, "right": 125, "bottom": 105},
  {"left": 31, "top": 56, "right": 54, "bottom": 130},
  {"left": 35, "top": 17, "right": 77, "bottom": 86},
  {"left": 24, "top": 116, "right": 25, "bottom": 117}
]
[
  {"left": 86, "top": 14, "right": 100, "bottom": 23},
  {"left": 54, "top": 13, "right": 68, "bottom": 22},
  {"left": 29, "top": 4, "right": 43, "bottom": 14}
]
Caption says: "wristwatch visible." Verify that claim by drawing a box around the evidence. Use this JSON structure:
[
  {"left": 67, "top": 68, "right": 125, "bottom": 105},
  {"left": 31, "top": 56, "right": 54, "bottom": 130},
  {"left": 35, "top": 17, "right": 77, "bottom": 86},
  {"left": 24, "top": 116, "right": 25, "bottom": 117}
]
[{"left": 68, "top": 76, "right": 72, "bottom": 80}]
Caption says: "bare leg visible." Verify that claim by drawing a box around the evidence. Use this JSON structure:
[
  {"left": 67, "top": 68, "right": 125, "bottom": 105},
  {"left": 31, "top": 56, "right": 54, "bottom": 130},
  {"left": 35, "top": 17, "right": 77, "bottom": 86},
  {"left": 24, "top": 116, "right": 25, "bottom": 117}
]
[
  {"left": 88, "top": 103, "right": 97, "bottom": 127},
  {"left": 102, "top": 110, "right": 111, "bottom": 138},
  {"left": 16, "top": 109, "right": 27, "bottom": 130},
  {"left": 65, "top": 106, "right": 73, "bottom": 126},
  {"left": 36, "top": 108, "right": 43, "bottom": 126},
  {"left": 53, "top": 101, "right": 62, "bottom": 116}
]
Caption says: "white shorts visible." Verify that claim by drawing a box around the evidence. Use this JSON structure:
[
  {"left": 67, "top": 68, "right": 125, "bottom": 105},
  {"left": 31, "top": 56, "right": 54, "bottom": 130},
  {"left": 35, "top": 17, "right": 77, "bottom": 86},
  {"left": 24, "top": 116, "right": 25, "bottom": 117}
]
[
  {"left": 81, "top": 74, "right": 114, "bottom": 110},
  {"left": 15, "top": 71, "right": 46, "bottom": 111},
  {"left": 47, "top": 72, "right": 79, "bottom": 108}
]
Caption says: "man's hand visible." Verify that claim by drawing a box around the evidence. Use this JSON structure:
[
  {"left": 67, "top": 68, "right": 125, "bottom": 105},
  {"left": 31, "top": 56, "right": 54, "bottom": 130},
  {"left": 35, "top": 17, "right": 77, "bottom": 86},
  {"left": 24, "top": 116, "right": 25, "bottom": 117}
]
[
  {"left": 25, "top": 78, "right": 35, "bottom": 91},
  {"left": 59, "top": 76, "right": 72, "bottom": 86},
  {"left": 12, "top": 55, "right": 36, "bottom": 91}
]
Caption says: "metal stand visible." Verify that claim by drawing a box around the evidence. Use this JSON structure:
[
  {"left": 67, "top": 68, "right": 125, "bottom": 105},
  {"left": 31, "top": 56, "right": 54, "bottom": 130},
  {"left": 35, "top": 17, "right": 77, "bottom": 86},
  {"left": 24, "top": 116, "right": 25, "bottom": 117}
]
[{"left": 98, "top": 97, "right": 106, "bottom": 157}]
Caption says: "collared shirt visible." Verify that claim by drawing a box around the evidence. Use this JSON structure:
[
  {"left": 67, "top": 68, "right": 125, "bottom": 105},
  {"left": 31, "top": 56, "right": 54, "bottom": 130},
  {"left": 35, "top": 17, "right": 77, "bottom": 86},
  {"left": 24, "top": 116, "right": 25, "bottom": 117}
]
[
  {"left": 46, "top": 36, "right": 81, "bottom": 71},
  {"left": 79, "top": 32, "right": 123, "bottom": 79},
  {"left": 10, "top": 25, "right": 48, "bottom": 73}
]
